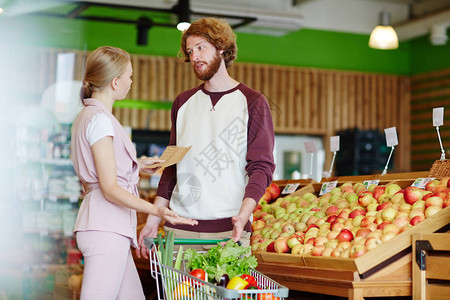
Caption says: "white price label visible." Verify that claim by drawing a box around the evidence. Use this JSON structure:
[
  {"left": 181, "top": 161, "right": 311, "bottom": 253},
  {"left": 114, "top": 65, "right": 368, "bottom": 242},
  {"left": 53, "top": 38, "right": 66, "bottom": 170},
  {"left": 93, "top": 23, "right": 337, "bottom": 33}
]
[
  {"left": 282, "top": 183, "right": 300, "bottom": 194},
  {"left": 330, "top": 136, "right": 340, "bottom": 152},
  {"left": 363, "top": 180, "right": 380, "bottom": 188},
  {"left": 319, "top": 181, "right": 338, "bottom": 196},
  {"left": 411, "top": 177, "right": 435, "bottom": 189},
  {"left": 384, "top": 127, "right": 398, "bottom": 147},
  {"left": 304, "top": 141, "right": 317, "bottom": 153},
  {"left": 433, "top": 107, "right": 444, "bottom": 127}
]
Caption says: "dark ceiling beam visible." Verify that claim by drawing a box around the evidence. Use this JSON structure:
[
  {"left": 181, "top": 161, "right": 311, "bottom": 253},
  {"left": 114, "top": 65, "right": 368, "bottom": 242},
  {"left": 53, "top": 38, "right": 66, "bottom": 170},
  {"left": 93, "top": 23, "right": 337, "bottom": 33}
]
[{"left": 67, "top": 3, "right": 91, "bottom": 19}]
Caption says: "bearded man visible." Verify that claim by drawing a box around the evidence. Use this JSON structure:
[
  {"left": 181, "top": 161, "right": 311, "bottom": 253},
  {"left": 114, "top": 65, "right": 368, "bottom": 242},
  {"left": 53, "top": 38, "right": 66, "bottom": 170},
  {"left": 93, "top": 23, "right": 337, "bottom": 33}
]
[{"left": 137, "top": 17, "right": 275, "bottom": 255}]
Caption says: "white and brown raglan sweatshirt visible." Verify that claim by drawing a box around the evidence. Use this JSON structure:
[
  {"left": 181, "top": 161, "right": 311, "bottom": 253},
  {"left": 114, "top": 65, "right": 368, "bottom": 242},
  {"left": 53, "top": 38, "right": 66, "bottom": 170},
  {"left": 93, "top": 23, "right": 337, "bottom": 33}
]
[{"left": 157, "top": 83, "right": 275, "bottom": 233}]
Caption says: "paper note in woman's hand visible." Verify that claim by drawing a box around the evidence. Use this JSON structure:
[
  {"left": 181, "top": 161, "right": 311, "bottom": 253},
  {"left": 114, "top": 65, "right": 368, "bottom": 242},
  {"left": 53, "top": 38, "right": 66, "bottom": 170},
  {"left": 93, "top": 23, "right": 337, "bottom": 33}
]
[{"left": 151, "top": 146, "right": 192, "bottom": 168}]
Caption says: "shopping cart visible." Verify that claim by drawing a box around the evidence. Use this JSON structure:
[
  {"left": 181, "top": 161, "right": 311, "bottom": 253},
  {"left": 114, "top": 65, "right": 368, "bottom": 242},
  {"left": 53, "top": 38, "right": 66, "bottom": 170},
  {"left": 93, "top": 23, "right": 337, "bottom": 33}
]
[{"left": 144, "top": 237, "right": 289, "bottom": 300}]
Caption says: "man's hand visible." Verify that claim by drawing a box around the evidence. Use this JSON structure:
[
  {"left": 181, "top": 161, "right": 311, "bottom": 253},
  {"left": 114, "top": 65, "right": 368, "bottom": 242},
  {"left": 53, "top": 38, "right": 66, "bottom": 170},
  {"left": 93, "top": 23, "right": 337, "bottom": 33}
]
[{"left": 231, "top": 197, "right": 257, "bottom": 243}]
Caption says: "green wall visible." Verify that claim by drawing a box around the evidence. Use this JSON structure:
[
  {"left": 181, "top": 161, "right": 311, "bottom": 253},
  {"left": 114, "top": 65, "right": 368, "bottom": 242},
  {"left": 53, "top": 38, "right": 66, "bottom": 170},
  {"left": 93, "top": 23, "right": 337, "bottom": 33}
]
[
  {"left": 3, "top": 15, "right": 410, "bottom": 75},
  {"left": 409, "top": 28, "right": 450, "bottom": 75},
  {"left": 2, "top": 14, "right": 449, "bottom": 75}
]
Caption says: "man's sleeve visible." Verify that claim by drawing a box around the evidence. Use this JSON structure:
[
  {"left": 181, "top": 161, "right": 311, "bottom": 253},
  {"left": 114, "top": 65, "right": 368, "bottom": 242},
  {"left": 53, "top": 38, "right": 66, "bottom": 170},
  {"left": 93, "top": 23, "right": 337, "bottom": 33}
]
[
  {"left": 156, "top": 99, "right": 178, "bottom": 200},
  {"left": 244, "top": 94, "right": 276, "bottom": 202}
]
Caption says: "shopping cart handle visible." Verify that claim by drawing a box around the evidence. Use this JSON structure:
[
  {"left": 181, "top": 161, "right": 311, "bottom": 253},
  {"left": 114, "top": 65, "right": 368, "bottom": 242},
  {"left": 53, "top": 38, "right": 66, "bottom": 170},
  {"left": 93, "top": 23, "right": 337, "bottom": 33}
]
[{"left": 144, "top": 237, "right": 235, "bottom": 249}]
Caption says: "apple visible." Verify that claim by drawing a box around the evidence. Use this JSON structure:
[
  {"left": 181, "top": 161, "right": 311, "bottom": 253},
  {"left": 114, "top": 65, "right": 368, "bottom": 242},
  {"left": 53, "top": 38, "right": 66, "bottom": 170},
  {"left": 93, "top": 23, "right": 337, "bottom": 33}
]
[
  {"left": 282, "top": 223, "right": 296, "bottom": 234},
  {"left": 404, "top": 186, "right": 423, "bottom": 205},
  {"left": 381, "top": 206, "right": 398, "bottom": 221},
  {"left": 360, "top": 215, "right": 376, "bottom": 227},
  {"left": 270, "top": 229, "right": 282, "bottom": 240},
  {"left": 356, "top": 227, "right": 372, "bottom": 238},
  {"left": 305, "top": 237, "right": 316, "bottom": 245},
  {"left": 410, "top": 215, "right": 425, "bottom": 226},
  {"left": 378, "top": 193, "right": 392, "bottom": 204},
  {"left": 298, "top": 244, "right": 314, "bottom": 255},
  {"left": 350, "top": 244, "right": 367, "bottom": 258},
  {"left": 287, "top": 236, "right": 302, "bottom": 249},
  {"left": 352, "top": 215, "right": 365, "bottom": 227},
  {"left": 325, "top": 205, "right": 339, "bottom": 216},
  {"left": 390, "top": 192, "right": 404, "bottom": 204},
  {"left": 331, "top": 248, "right": 342, "bottom": 257},
  {"left": 266, "top": 241, "right": 276, "bottom": 252},
  {"left": 377, "top": 201, "right": 392, "bottom": 211},
  {"left": 322, "top": 247, "right": 334, "bottom": 257},
  {"left": 393, "top": 216, "right": 410, "bottom": 228},
  {"left": 349, "top": 207, "right": 366, "bottom": 218},
  {"left": 346, "top": 192, "right": 358, "bottom": 203},
  {"left": 381, "top": 231, "right": 397, "bottom": 242},
  {"left": 425, "top": 179, "right": 440, "bottom": 192},
  {"left": 366, "top": 202, "right": 379, "bottom": 212},
  {"left": 382, "top": 224, "right": 400, "bottom": 234},
  {"left": 377, "top": 221, "right": 392, "bottom": 230},
  {"left": 252, "top": 219, "right": 265, "bottom": 231},
  {"left": 261, "top": 190, "right": 272, "bottom": 203},
  {"left": 336, "top": 241, "right": 352, "bottom": 252},
  {"left": 425, "top": 196, "right": 444, "bottom": 208},
  {"left": 425, "top": 205, "right": 443, "bottom": 218},
  {"left": 373, "top": 186, "right": 386, "bottom": 200},
  {"left": 365, "top": 237, "right": 382, "bottom": 250},
  {"left": 337, "top": 229, "right": 354, "bottom": 242},
  {"left": 311, "top": 245, "right": 326, "bottom": 256},
  {"left": 340, "top": 248, "right": 351, "bottom": 258},
  {"left": 366, "top": 222, "right": 378, "bottom": 232},
  {"left": 411, "top": 200, "right": 426, "bottom": 211},
  {"left": 290, "top": 243, "right": 303, "bottom": 255},
  {"left": 294, "top": 222, "right": 307, "bottom": 232},
  {"left": 367, "top": 229, "right": 383, "bottom": 239},
  {"left": 444, "top": 199, "right": 450, "bottom": 208},
  {"left": 313, "top": 236, "right": 329, "bottom": 247},
  {"left": 398, "top": 203, "right": 412, "bottom": 212},
  {"left": 257, "top": 239, "right": 273, "bottom": 252},
  {"left": 337, "top": 209, "right": 351, "bottom": 219},
  {"left": 250, "top": 233, "right": 263, "bottom": 244},
  {"left": 274, "top": 237, "right": 290, "bottom": 253},
  {"left": 386, "top": 184, "right": 402, "bottom": 196},
  {"left": 325, "top": 239, "right": 339, "bottom": 249},
  {"left": 326, "top": 215, "right": 338, "bottom": 224}
]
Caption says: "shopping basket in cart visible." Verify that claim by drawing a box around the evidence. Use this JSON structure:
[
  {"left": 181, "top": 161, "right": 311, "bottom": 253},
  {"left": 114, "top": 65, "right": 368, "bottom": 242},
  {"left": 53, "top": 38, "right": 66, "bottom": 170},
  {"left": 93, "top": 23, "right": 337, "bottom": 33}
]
[{"left": 144, "top": 237, "right": 289, "bottom": 300}]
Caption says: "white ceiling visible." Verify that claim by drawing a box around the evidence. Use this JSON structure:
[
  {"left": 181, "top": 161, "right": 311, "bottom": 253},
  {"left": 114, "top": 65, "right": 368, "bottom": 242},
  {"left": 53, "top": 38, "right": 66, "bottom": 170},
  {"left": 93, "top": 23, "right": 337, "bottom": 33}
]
[{"left": 3, "top": 0, "right": 450, "bottom": 42}]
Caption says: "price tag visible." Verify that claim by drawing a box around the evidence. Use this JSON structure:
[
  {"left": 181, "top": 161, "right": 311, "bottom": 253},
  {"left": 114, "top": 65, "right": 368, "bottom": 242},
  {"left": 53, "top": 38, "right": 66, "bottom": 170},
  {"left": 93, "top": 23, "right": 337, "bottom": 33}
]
[
  {"left": 304, "top": 141, "right": 317, "bottom": 153},
  {"left": 433, "top": 107, "right": 444, "bottom": 127},
  {"left": 319, "top": 181, "right": 338, "bottom": 196},
  {"left": 282, "top": 183, "right": 300, "bottom": 194},
  {"left": 384, "top": 127, "right": 398, "bottom": 147},
  {"left": 363, "top": 179, "right": 380, "bottom": 188},
  {"left": 330, "top": 136, "right": 340, "bottom": 152},
  {"left": 411, "top": 177, "right": 435, "bottom": 189}
]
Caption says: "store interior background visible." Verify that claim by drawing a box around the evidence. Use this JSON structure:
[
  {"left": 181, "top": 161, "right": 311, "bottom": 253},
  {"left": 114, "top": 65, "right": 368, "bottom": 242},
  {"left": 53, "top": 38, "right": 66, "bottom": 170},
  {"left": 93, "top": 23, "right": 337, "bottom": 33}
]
[{"left": 1, "top": 0, "right": 450, "bottom": 298}]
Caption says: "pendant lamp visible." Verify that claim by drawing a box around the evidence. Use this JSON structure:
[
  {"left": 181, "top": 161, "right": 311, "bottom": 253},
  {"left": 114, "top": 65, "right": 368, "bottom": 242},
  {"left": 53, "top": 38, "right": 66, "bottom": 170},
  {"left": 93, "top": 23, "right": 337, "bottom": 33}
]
[{"left": 369, "top": 11, "right": 398, "bottom": 50}]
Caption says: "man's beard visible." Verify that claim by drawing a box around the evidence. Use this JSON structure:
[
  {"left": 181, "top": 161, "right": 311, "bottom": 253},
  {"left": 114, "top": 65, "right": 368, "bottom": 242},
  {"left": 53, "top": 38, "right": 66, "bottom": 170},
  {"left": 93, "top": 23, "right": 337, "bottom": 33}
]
[{"left": 193, "top": 51, "right": 222, "bottom": 81}]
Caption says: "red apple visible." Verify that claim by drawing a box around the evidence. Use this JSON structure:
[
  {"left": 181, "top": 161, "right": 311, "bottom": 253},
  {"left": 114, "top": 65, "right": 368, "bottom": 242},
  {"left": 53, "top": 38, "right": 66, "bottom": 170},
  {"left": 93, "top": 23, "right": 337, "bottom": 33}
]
[
  {"left": 377, "top": 202, "right": 392, "bottom": 211},
  {"left": 267, "top": 183, "right": 281, "bottom": 200},
  {"left": 274, "top": 237, "right": 290, "bottom": 253},
  {"left": 410, "top": 215, "right": 425, "bottom": 226},
  {"left": 252, "top": 219, "right": 265, "bottom": 231},
  {"left": 365, "top": 236, "right": 382, "bottom": 250},
  {"left": 377, "top": 221, "right": 392, "bottom": 230},
  {"left": 360, "top": 216, "right": 376, "bottom": 227},
  {"left": 373, "top": 186, "right": 386, "bottom": 200},
  {"left": 404, "top": 186, "right": 424, "bottom": 205},
  {"left": 325, "top": 205, "right": 339, "bottom": 216},
  {"left": 337, "top": 229, "right": 354, "bottom": 242},
  {"left": 326, "top": 215, "right": 338, "bottom": 224},
  {"left": 356, "top": 227, "right": 372, "bottom": 238},
  {"left": 311, "top": 245, "right": 326, "bottom": 256},
  {"left": 393, "top": 216, "right": 410, "bottom": 228},
  {"left": 349, "top": 208, "right": 366, "bottom": 219},
  {"left": 266, "top": 241, "right": 276, "bottom": 252}
]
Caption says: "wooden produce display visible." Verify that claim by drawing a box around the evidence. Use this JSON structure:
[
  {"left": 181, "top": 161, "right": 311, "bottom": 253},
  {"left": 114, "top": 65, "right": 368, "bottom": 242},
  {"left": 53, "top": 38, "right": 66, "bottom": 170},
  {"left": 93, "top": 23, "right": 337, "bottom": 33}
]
[
  {"left": 412, "top": 232, "right": 450, "bottom": 300},
  {"left": 253, "top": 173, "right": 450, "bottom": 300}
]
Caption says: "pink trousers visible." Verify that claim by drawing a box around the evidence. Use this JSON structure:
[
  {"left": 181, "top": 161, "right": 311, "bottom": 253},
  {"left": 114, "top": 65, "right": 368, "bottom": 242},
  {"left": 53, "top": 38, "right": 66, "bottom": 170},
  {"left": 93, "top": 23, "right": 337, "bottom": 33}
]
[{"left": 76, "top": 231, "right": 145, "bottom": 300}]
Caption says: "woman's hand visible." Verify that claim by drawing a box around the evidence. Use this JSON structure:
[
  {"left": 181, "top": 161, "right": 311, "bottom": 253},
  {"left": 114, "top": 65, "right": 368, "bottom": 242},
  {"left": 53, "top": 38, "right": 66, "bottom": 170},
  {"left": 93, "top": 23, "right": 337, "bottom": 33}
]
[
  {"left": 158, "top": 207, "right": 198, "bottom": 226},
  {"left": 138, "top": 156, "right": 164, "bottom": 175}
]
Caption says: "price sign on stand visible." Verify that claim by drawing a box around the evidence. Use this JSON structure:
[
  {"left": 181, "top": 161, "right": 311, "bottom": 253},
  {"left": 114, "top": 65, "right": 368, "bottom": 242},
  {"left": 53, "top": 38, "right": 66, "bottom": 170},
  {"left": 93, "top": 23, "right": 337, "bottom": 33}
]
[
  {"left": 304, "top": 141, "right": 317, "bottom": 179},
  {"left": 363, "top": 179, "right": 380, "bottom": 188},
  {"left": 412, "top": 177, "right": 435, "bottom": 189},
  {"left": 324, "top": 136, "right": 340, "bottom": 178},
  {"left": 282, "top": 183, "right": 300, "bottom": 194},
  {"left": 319, "top": 181, "right": 338, "bottom": 196},
  {"left": 382, "top": 127, "right": 398, "bottom": 175},
  {"left": 433, "top": 107, "right": 446, "bottom": 160}
]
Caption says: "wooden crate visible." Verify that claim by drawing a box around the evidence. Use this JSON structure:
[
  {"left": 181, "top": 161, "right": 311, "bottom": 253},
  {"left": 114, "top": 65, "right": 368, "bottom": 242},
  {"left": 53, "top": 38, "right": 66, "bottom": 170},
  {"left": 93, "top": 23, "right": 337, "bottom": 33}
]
[
  {"left": 412, "top": 232, "right": 450, "bottom": 300},
  {"left": 254, "top": 172, "right": 449, "bottom": 299}
]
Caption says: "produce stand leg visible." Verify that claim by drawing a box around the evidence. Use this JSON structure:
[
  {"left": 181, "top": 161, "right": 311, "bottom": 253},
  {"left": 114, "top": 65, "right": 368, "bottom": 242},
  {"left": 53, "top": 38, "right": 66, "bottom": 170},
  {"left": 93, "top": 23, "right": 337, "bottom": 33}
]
[{"left": 348, "top": 287, "right": 364, "bottom": 300}]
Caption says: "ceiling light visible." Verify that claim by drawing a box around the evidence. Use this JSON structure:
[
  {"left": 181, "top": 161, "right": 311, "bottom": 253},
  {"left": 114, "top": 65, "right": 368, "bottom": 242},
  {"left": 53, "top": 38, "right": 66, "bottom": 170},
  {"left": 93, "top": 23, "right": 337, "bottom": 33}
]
[
  {"left": 174, "top": 0, "right": 190, "bottom": 31},
  {"left": 369, "top": 11, "right": 398, "bottom": 50}
]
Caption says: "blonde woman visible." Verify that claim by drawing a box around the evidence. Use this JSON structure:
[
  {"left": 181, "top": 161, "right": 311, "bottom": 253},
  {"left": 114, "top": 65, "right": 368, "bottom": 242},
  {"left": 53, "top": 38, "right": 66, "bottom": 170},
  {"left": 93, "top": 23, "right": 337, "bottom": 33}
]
[{"left": 71, "top": 46, "right": 197, "bottom": 299}]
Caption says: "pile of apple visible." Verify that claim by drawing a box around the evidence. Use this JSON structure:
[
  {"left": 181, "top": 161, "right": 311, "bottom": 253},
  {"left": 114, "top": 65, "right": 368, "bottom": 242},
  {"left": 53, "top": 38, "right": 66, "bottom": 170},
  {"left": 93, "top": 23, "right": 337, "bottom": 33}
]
[{"left": 251, "top": 178, "right": 449, "bottom": 258}]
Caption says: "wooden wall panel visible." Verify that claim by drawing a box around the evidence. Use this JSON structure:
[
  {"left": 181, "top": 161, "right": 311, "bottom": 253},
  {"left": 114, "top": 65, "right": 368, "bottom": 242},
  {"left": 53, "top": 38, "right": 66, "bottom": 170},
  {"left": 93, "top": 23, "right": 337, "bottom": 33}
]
[
  {"left": 411, "top": 68, "right": 450, "bottom": 171},
  {"left": 6, "top": 47, "right": 411, "bottom": 172}
]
